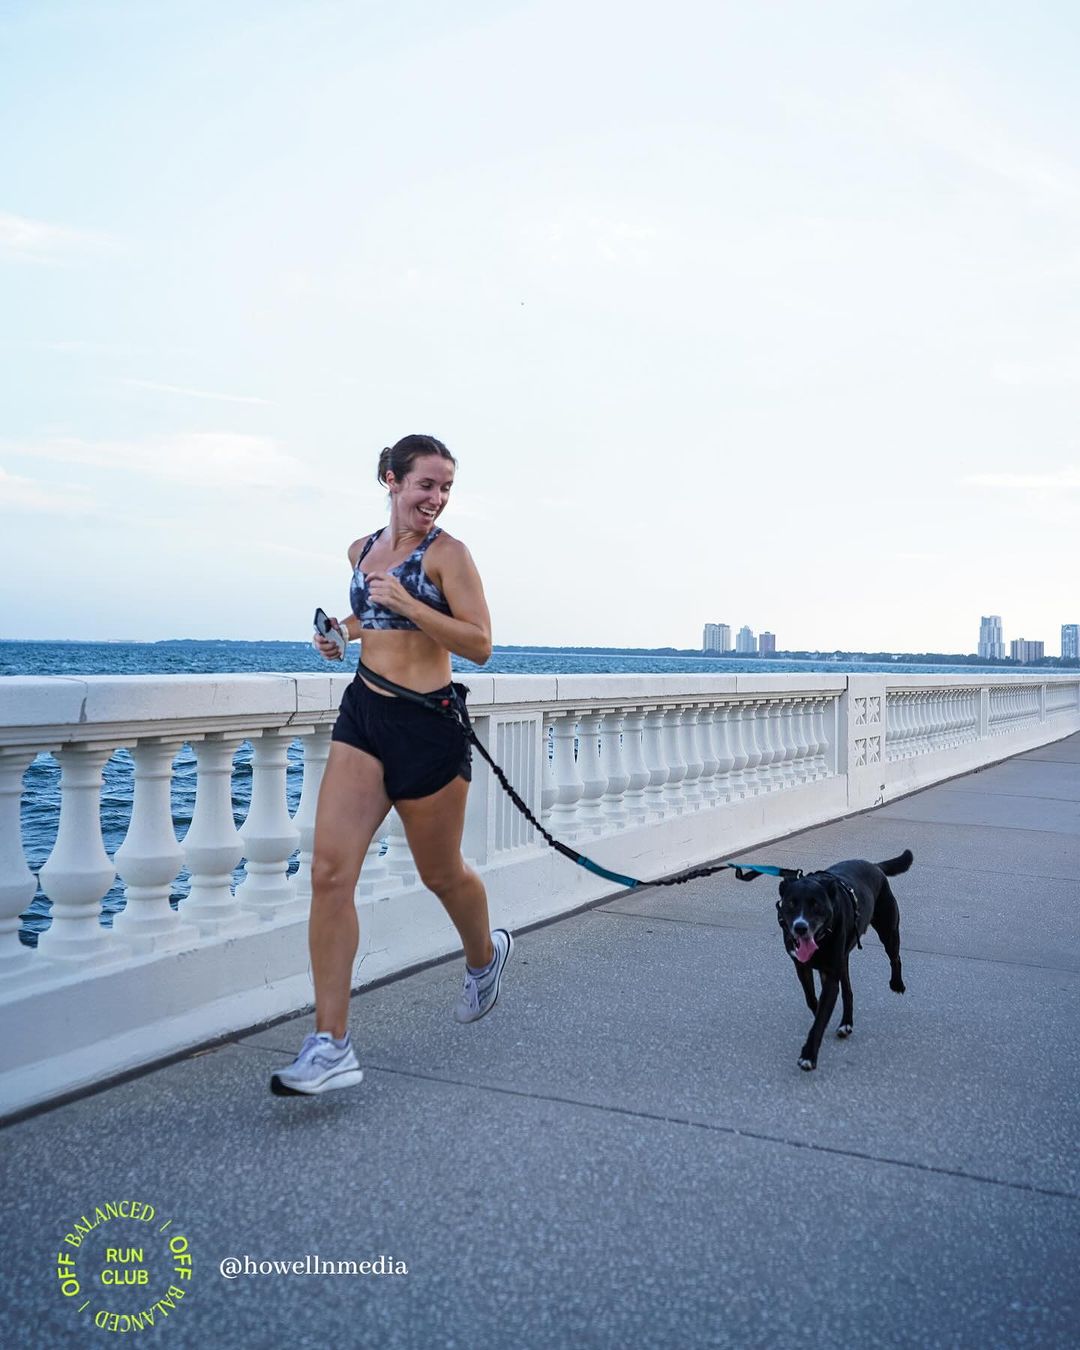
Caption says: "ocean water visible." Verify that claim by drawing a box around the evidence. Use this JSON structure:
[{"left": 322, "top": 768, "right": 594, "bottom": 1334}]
[{"left": 0, "top": 641, "right": 1022, "bottom": 946}]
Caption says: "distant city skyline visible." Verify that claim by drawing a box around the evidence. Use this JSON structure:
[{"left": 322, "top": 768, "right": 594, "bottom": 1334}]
[{"left": 698, "top": 612, "right": 1079, "bottom": 659}]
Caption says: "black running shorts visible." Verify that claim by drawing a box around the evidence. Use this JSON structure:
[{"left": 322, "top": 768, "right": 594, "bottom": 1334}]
[{"left": 331, "top": 675, "right": 472, "bottom": 801}]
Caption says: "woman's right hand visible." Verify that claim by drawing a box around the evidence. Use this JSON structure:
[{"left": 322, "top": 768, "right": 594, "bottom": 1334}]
[{"left": 312, "top": 620, "right": 346, "bottom": 660}]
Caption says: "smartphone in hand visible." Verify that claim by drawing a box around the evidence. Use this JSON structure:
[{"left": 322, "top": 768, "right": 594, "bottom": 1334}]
[{"left": 313, "top": 607, "right": 347, "bottom": 659}]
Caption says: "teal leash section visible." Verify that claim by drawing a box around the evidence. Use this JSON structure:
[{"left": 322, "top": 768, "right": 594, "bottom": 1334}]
[{"left": 354, "top": 660, "right": 803, "bottom": 891}]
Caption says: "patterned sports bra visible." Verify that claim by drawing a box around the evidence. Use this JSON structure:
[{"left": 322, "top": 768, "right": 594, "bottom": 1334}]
[{"left": 349, "top": 527, "right": 453, "bottom": 630}]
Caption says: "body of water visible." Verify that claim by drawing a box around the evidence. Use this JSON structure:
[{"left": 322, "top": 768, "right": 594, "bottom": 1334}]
[{"left": 0, "top": 641, "right": 1038, "bottom": 946}]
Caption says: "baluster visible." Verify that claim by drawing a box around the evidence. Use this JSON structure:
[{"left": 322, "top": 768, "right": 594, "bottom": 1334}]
[
  {"left": 238, "top": 730, "right": 300, "bottom": 920},
  {"left": 292, "top": 727, "right": 331, "bottom": 908},
  {"left": 679, "top": 706, "right": 704, "bottom": 808},
  {"left": 778, "top": 700, "right": 800, "bottom": 785},
  {"left": 887, "top": 694, "right": 902, "bottom": 759},
  {"left": 383, "top": 809, "right": 416, "bottom": 884},
  {"left": 598, "top": 711, "right": 630, "bottom": 828},
  {"left": 181, "top": 733, "right": 247, "bottom": 935},
  {"left": 660, "top": 707, "right": 687, "bottom": 812},
  {"left": 549, "top": 711, "right": 584, "bottom": 837},
  {"left": 356, "top": 824, "right": 396, "bottom": 899},
  {"left": 575, "top": 711, "right": 606, "bottom": 835},
  {"left": 695, "top": 706, "right": 720, "bottom": 804},
  {"left": 541, "top": 716, "right": 557, "bottom": 824},
  {"left": 726, "top": 703, "right": 750, "bottom": 798},
  {"left": 740, "top": 701, "right": 764, "bottom": 796},
  {"left": 810, "top": 696, "right": 826, "bottom": 783},
  {"left": 752, "top": 699, "right": 779, "bottom": 792},
  {"left": 113, "top": 739, "right": 192, "bottom": 955},
  {"left": 711, "top": 703, "right": 736, "bottom": 801},
  {"left": 641, "top": 708, "right": 669, "bottom": 818},
  {"left": 621, "top": 710, "right": 650, "bottom": 824},
  {"left": 792, "top": 698, "right": 812, "bottom": 782},
  {"left": 919, "top": 691, "right": 933, "bottom": 753},
  {"left": 900, "top": 691, "right": 916, "bottom": 755},
  {"left": 931, "top": 692, "right": 946, "bottom": 750},
  {"left": 37, "top": 745, "right": 119, "bottom": 961},
  {"left": 0, "top": 748, "right": 41, "bottom": 973}
]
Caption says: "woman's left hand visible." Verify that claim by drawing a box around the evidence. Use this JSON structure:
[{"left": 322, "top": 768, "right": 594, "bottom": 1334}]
[{"left": 366, "top": 571, "right": 417, "bottom": 619}]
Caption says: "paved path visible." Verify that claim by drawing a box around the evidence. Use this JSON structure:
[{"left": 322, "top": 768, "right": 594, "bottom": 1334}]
[{"left": 4, "top": 736, "right": 1078, "bottom": 1348}]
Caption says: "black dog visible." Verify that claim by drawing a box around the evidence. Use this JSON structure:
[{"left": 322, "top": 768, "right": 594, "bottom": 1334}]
[{"left": 775, "top": 850, "right": 912, "bottom": 1071}]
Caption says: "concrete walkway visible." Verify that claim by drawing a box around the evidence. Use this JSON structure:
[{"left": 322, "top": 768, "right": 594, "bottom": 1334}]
[{"left": 4, "top": 736, "right": 1078, "bottom": 1349}]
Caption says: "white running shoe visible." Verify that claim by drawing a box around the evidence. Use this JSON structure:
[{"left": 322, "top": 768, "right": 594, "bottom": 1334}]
[
  {"left": 270, "top": 1032, "right": 363, "bottom": 1096},
  {"left": 454, "top": 928, "right": 514, "bottom": 1024}
]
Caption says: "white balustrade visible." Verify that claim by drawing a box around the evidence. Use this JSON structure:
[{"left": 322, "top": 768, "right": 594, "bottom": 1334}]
[
  {"left": 113, "top": 739, "right": 192, "bottom": 954},
  {"left": 3, "top": 668, "right": 1077, "bottom": 1116}
]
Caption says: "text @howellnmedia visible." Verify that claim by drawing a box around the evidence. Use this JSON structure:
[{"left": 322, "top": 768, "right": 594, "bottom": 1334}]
[{"left": 219, "top": 1255, "right": 409, "bottom": 1279}]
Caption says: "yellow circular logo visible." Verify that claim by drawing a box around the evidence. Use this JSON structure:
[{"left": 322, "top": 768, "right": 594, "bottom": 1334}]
[{"left": 55, "top": 1201, "right": 193, "bottom": 1334}]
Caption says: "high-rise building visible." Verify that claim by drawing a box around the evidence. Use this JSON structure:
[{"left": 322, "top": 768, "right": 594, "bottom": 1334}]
[
  {"left": 978, "top": 615, "right": 1005, "bottom": 660},
  {"left": 736, "top": 625, "right": 756, "bottom": 654},
  {"left": 702, "top": 623, "right": 731, "bottom": 653},
  {"left": 759, "top": 632, "right": 776, "bottom": 655},
  {"left": 1062, "top": 624, "right": 1079, "bottom": 660},
  {"left": 1010, "top": 639, "right": 1044, "bottom": 663}
]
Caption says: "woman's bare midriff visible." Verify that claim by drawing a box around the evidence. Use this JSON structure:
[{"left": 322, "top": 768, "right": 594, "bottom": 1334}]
[{"left": 356, "top": 627, "right": 453, "bottom": 696}]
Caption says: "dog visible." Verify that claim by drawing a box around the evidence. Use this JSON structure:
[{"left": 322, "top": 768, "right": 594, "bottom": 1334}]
[{"left": 775, "top": 850, "right": 912, "bottom": 1070}]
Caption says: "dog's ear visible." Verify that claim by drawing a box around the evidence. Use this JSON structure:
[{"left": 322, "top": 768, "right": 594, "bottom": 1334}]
[
  {"left": 821, "top": 876, "right": 843, "bottom": 907},
  {"left": 778, "top": 878, "right": 789, "bottom": 897}
]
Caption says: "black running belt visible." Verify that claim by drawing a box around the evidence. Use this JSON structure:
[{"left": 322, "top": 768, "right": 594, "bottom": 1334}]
[{"left": 354, "top": 659, "right": 802, "bottom": 890}]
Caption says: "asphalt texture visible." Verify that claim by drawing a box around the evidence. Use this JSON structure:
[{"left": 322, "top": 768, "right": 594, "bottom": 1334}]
[{"left": 3, "top": 735, "right": 1078, "bottom": 1349}]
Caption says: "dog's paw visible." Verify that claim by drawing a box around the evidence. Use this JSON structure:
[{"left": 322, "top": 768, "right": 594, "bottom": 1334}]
[
  {"left": 890, "top": 978, "right": 906, "bottom": 994},
  {"left": 797, "top": 1056, "right": 816, "bottom": 1071},
  {"left": 837, "top": 1023, "right": 853, "bottom": 1038}
]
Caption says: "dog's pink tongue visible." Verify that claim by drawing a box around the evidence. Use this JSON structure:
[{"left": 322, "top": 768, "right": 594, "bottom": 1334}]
[{"left": 795, "top": 935, "right": 818, "bottom": 963}]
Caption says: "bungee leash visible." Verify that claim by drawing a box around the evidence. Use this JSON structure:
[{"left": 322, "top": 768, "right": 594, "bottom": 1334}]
[{"left": 354, "top": 660, "right": 802, "bottom": 892}]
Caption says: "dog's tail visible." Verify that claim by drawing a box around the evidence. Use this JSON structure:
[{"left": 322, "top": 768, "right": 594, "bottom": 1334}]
[{"left": 878, "top": 848, "right": 913, "bottom": 876}]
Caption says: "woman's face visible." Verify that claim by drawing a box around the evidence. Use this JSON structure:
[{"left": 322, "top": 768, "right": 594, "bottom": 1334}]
[{"left": 390, "top": 453, "right": 455, "bottom": 532}]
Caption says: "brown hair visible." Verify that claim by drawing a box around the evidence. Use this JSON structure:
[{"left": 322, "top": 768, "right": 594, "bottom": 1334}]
[{"left": 377, "top": 434, "right": 456, "bottom": 488}]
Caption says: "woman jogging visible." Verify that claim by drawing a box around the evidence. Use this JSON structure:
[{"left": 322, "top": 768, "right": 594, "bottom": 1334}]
[{"left": 272, "top": 434, "right": 512, "bottom": 1095}]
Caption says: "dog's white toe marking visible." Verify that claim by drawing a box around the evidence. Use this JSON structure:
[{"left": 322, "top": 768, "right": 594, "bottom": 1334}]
[
  {"left": 798, "top": 1057, "right": 815, "bottom": 1071},
  {"left": 837, "top": 1024, "right": 853, "bottom": 1038}
]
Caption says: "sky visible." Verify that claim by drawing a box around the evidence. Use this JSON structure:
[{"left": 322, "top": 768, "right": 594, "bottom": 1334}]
[{"left": 1, "top": 0, "right": 1078, "bottom": 653}]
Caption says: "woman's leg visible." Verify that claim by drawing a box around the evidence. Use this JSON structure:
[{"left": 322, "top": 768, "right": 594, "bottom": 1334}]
[
  {"left": 394, "top": 775, "right": 493, "bottom": 969},
  {"left": 309, "top": 742, "right": 391, "bottom": 1038}
]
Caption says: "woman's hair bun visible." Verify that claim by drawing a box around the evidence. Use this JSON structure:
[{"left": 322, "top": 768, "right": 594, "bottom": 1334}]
[{"left": 377, "top": 435, "right": 456, "bottom": 488}]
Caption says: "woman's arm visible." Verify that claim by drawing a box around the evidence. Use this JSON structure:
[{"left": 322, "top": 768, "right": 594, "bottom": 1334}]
[{"left": 365, "top": 539, "right": 492, "bottom": 665}]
